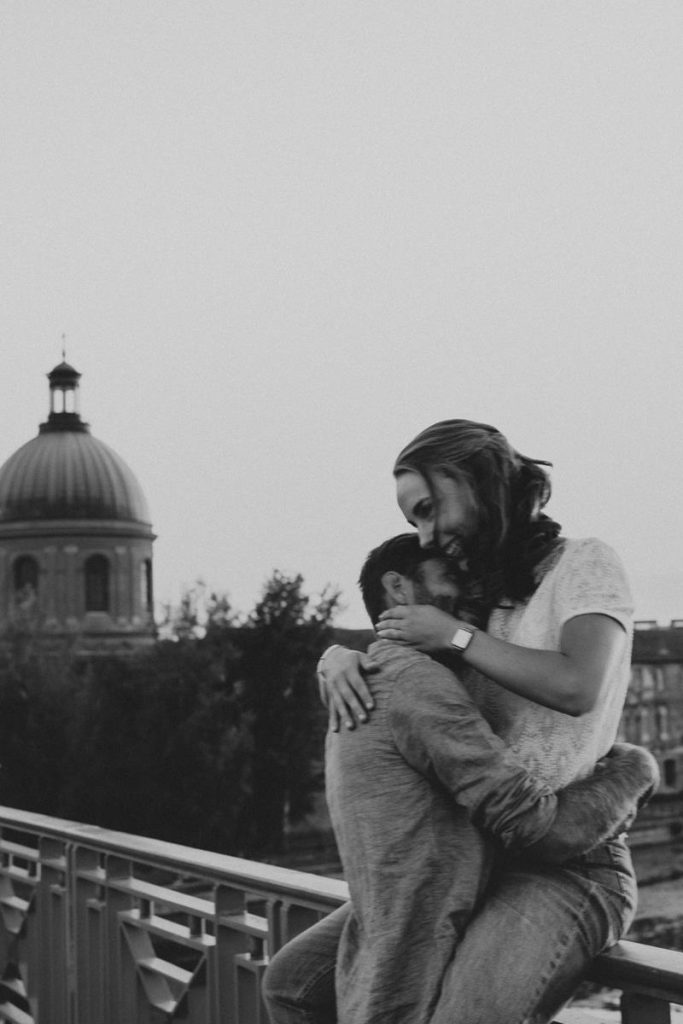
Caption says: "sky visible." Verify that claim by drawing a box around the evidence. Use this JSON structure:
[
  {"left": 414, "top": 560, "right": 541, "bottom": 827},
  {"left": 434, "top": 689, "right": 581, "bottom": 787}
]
[{"left": 2, "top": 2, "right": 683, "bottom": 628}]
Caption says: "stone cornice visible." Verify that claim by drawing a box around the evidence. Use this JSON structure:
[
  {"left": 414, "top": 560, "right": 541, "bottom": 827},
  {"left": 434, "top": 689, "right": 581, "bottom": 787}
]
[{"left": 0, "top": 519, "right": 155, "bottom": 541}]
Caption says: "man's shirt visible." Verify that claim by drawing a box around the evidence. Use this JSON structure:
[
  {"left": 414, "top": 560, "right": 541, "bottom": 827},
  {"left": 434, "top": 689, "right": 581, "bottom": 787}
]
[{"left": 325, "top": 640, "right": 558, "bottom": 1024}]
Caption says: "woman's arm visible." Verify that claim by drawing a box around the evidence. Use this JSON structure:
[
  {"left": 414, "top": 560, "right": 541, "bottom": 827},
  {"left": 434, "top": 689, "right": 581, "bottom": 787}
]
[{"left": 375, "top": 606, "right": 626, "bottom": 716}]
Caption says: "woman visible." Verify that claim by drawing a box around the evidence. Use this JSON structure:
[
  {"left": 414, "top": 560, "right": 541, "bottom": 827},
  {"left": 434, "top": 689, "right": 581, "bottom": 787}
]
[{"left": 263, "top": 419, "right": 637, "bottom": 1024}]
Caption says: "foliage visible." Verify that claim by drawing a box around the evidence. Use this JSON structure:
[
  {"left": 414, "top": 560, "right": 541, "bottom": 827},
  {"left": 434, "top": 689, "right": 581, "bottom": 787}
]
[
  {"left": 0, "top": 648, "right": 78, "bottom": 816},
  {"left": 0, "top": 571, "right": 339, "bottom": 860},
  {"left": 62, "top": 642, "right": 254, "bottom": 853},
  {"left": 234, "top": 572, "right": 340, "bottom": 855}
]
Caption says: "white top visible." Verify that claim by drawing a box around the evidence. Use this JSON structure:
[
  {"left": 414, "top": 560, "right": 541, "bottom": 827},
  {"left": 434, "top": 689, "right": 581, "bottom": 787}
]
[{"left": 466, "top": 537, "right": 633, "bottom": 789}]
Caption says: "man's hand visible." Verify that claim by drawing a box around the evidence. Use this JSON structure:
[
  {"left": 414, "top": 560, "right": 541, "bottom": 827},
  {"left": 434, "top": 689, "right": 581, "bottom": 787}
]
[
  {"left": 317, "top": 647, "right": 379, "bottom": 732},
  {"left": 599, "top": 742, "right": 660, "bottom": 810},
  {"left": 376, "top": 605, "right": 459, "bottom": 652}
]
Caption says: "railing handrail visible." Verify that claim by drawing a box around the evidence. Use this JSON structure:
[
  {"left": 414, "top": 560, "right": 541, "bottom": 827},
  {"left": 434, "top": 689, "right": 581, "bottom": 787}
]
[
  {"left": 591, "top": 939, "right": 683, "bottom": 1003},
  {"left": 0, "top": 803, "right": 349, "bottom": 902}
]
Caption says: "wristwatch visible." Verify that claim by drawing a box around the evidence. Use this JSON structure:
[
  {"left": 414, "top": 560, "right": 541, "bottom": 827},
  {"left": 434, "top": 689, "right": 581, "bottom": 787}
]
[{"left": 450, "top": 625, "right": 476, "bottom": 654}]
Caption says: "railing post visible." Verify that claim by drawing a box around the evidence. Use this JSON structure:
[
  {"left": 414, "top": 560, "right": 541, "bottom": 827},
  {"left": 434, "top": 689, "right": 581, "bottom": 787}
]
[
  {"left": 104, "top": 854, "right": 143, "bottom": 1024},
  {"left": 215, "top": 883, "right": 258, "bottom": 1022},
  {"left": 37, "top": 835, "right": 70, "bottom": 1024},
  {"left": 235, "top": 949, "right": 269, "bottom": 1024},
  {"left": 276, "top": 901, "right": 325, "bottom": 950},
  {"left": 622, "top": 992, "right": 671, "bottom": 1023},
  {"left": 72, "top": 845, "right": 110, "bottom": 1024}
]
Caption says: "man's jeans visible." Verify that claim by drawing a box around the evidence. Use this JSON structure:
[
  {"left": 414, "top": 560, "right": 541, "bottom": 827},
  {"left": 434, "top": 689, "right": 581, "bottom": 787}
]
[{"left": 261, "top": 838, "right": 637, "bottom": 1024}]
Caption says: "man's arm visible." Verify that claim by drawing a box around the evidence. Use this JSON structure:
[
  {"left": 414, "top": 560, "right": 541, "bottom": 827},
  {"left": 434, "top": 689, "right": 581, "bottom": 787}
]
[
  {"left": 390, "top": 659, "right": 657, "bottom": 860},
  {"left": 526, "top": 743, "right": 659, "bottom": 863}
]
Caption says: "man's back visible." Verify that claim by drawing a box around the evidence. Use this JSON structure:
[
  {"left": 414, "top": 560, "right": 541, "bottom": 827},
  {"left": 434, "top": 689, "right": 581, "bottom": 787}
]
[{"left": 326, "top": 639, "right": 555, "bottom": 1024}]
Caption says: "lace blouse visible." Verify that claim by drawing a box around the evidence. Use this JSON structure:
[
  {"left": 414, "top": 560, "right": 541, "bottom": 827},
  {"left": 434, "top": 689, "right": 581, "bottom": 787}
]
[{"left": 466, "top": 537, "right": 633, "bottom": 789}]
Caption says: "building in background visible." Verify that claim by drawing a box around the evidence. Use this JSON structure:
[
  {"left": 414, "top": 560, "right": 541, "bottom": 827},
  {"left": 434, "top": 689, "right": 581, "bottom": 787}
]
[
  {"left": 628, "top": 625, "right": 683, "bottom": 796},
  {"left": 623, "top": 625, "right": 683, "bottom": 872},
  {"left": 0, "top": 360, "right": 156, "bottom": 655}
]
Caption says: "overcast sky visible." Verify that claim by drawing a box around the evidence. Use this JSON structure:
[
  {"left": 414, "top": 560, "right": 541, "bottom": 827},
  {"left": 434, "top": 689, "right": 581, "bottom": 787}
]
[{"left": 2, "top": 2, "right": 683, "bottom": 627}]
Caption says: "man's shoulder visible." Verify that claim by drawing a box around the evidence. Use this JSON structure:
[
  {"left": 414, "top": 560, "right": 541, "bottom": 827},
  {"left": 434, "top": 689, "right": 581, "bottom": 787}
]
[
  {"left": 367, "top": 639, "right": 435, "bottom": 678},
  {"left": 367, "top": 640, "right": 466, "bottom": 708}
]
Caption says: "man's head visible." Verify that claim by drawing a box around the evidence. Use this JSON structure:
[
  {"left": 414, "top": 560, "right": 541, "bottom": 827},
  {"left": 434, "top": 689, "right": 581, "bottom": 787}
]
[{"left": 358, "top": 533, "right": 462, "bottom": 625}]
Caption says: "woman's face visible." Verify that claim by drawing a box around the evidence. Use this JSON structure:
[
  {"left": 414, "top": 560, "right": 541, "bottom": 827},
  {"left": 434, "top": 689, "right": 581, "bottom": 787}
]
[{"left": 396, "top": 469, "right": 478, "bottom": 565}]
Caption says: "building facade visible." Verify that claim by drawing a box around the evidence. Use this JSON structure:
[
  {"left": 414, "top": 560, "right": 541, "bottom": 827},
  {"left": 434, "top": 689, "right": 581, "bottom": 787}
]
[
  {"left": 626, "top": 625, "right": 683, "bottom": 795},
  {"left": 0, "top": 361, "right": 156, "bottom": 655}
]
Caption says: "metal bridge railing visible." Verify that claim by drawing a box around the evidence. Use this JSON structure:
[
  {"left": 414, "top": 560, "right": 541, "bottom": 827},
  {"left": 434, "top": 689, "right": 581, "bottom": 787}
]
[{"left": 0, "top": 805, "right": 681, "bottom": 1024}]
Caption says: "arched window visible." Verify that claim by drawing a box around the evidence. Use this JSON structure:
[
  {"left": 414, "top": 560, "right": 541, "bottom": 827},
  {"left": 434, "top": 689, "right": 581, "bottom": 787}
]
[
  {"left": 640, "top": 667, "right": 655, "bottom": 700},
  {"left": 141, "top": 559, "right": 153, "bottom": 611},
  {"left": 13, "top": 556, "right": 39, "bottom": 593},
  {"left": 622, "top": 709, "right": 639, "bottom": 745},
  {"left": 656, "top": 704, "right": 670, "bottom": 742},
  {"left": 13, "top": 555, "right": 39, "bottom": 610},
  {"left": 85, "top": 555, "right": 110, "bottom": 612},
  {"left": 664, "top": 759, "right": 677, "bottom": 789}
]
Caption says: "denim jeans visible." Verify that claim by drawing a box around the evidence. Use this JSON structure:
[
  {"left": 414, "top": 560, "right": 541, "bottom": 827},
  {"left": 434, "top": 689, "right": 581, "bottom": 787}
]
[{"left": 261, "top": 838, "right": 636, "bottom": 1024}]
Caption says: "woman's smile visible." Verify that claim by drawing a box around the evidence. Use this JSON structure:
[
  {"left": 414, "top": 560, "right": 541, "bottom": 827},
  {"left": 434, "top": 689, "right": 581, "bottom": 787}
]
[{"left": 396, "top": 469, "right": 477, "bottom": 557}]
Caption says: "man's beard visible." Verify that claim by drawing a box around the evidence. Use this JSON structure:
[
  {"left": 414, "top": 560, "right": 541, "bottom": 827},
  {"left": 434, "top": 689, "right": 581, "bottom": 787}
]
[{"left": 411, "top": 583, "right": 459, "bottom": 616}]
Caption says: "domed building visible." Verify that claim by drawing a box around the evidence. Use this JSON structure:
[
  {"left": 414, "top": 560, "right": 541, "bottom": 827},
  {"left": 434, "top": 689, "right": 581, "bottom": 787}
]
[{"left": 0, "top": 360, "right": 156, "bottom": 654}]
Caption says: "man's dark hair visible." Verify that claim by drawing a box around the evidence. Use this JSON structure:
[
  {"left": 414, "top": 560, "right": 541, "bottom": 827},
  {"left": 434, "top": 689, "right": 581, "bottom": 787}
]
[{"left": 359, "top": 533, "right": 438, "bottom": 625}]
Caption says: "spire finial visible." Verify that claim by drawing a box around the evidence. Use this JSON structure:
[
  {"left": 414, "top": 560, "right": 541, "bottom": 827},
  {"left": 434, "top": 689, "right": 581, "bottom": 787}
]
[{"left": 61, "top": 333, "right": 66, "bottom": 362}]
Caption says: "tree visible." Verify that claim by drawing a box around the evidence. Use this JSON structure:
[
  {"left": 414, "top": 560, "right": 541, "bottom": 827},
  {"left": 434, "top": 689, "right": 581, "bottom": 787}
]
[
  {"left": 233, "top": 571, "right": 340, "bottom": 857},
  {"left": 0, "top": 648, "right": 78, "bottom": 817},
  {"left": 60, "top": 641, "right": 255, "bottom": 853},
  {"left": 0, "top": 570, "right": 339, "bottom": 861}
]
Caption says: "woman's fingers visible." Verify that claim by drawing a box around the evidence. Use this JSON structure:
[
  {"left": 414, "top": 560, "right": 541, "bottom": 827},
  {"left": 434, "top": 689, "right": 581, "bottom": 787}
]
[
  {"left": 328, "top": 699, "right": 341, "bottom": 734},
  {"left": 319, "top": 648, "right": 378, "bottom": 731},
  {"left": 376, "top": 608, "right": 408, "bottom": 637},
  {"left": 328, "top": 676, "right": 369, "bottom": 731},
  {"left": 375, "top": 618, "right": 406, "bottom": 640},
  {"left": 377, "top": 605, "right": 457, "bottom": 651},
  {"left": 356, "top": 654, "right": 378, "bottom": 707},
  {"left": 378, "top": 607, "right": 407, "bottom": 622}
]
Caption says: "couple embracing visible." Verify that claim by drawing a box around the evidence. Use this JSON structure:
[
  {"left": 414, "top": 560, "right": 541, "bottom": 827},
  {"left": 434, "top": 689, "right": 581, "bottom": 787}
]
[{"left": 263, "top": 419, "right": 658, "bottom": 1024}]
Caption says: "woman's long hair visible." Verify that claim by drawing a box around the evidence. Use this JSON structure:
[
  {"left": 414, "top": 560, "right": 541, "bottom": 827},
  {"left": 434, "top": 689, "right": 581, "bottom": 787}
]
[{"left": 393, "top": 419, "right": 562, "bottom": 611}]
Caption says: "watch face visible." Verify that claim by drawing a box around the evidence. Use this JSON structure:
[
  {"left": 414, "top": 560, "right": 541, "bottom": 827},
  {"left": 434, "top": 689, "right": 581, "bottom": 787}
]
[{"left": 451, "top": 627, "right": 474, "bottom": 652}]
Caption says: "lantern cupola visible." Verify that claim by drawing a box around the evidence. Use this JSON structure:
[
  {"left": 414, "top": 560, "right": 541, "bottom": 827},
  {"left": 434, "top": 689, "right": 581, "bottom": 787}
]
[{"left": 42, "top": 360, "right": 87, "bottom": 433}]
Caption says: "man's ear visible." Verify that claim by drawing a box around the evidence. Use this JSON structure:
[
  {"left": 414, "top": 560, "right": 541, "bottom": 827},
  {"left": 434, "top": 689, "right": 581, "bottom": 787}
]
[{"left": 380, "top": 570, "right": 409, "bottom": 606}]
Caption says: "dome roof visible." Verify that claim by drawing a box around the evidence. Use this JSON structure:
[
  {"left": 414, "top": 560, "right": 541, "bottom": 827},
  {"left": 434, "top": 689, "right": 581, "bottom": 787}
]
[
  {"left": 0, "top": 430, "right": 151, "bottom": 524},
  {"left": 48, "top": 360, "right": 81, "bottom": 385},
  {"left": 0, "top": 360, "right": 151, "bottom": 525}
]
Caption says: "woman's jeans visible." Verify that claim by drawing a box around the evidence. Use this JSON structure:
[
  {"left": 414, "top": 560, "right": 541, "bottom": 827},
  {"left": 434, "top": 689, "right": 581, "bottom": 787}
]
[{"left": 261, "top": 838, "right": 637, "bottom": 1024}]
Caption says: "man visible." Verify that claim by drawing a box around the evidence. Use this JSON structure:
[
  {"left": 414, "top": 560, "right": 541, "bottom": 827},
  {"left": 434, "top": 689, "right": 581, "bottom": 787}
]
[
  {"left": 328, "top": 535, "right": 655, "bottom": 1024},
  {"left": 263, "top": 535, "right": 657, "bottom": 1024}
]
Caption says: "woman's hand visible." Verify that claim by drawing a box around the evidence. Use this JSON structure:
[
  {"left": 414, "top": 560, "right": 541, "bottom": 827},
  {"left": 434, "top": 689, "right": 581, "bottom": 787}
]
[
  {"left": 317, "top": 646, "right": 379, "bottom": 732},
  {"left": 375, "top": 605, "right": 459, "bottom": 652}
]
